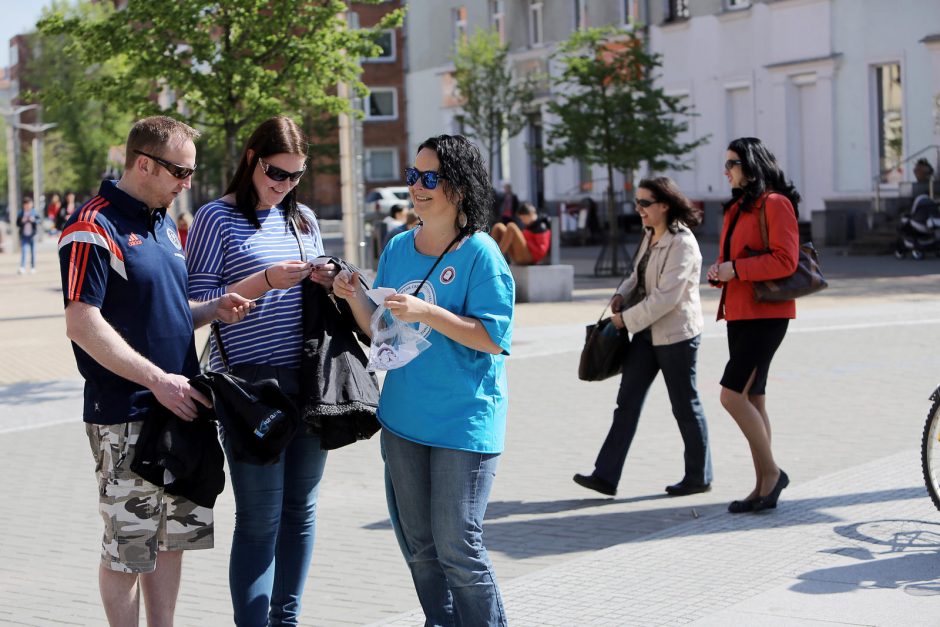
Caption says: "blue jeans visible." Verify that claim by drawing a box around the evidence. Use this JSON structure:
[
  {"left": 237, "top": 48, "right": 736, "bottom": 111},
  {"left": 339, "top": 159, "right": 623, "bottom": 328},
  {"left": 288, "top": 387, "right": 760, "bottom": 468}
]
[
  {"left": 382, "top": 430, "right": 507, "bottom": 627},
  {"left": 224, "top": 429, "right": 328, "bottom": 626},
  {"left": 20, "top": 235, "right": 34, "bottom": 269},
  {"left": 594, "top": 331, "right": 713, "bottom": 487}
]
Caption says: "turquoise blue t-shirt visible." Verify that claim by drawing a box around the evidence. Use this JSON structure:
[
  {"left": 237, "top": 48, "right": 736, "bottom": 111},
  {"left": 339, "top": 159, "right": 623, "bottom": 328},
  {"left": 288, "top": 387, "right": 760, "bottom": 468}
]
[{"left": 375, "top": 228, "right": 514, "bottom": 453}]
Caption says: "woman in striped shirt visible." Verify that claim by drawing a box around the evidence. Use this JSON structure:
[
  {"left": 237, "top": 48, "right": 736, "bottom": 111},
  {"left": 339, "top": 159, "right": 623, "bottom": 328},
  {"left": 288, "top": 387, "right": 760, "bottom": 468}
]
[{"left": 186, "top": 116, "right": 336, "bottom": 626}]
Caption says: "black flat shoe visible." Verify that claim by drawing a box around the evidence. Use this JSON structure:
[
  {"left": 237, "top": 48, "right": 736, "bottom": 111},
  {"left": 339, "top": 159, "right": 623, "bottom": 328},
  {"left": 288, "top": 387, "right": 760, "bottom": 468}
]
[
  {"left": 727, "top": 498, "right": 757, "bottom": 514},
  {"left": 665, "top": 480, "right": 711, "bottom": 496},
  {"left": 573, "top": 473, "right": 616, "bottom": 496},
  {"left": 753, "top": 470, "right": 790, "bottom": 512}
]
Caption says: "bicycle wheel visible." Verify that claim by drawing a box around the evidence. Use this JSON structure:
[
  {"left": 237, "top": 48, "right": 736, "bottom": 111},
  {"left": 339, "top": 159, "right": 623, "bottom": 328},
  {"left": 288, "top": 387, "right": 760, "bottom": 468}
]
[{"left": 921, "top": 387, "right": 940, "bottom": 511}]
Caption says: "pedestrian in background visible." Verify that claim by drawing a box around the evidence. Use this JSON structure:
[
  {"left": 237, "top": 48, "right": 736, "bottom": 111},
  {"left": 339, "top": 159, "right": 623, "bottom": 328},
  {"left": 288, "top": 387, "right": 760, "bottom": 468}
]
[
  {"left": 58, "top": 115, "right": 252, "bottom": 627},
  {"left": 574, "top": 177, "right": 712, "bottom": 498},
  {"left": 707, "top": 137, "right": 800, "bottom": 514},
  {"left": 488, "top": 201, "right": 552, "bottom": 265},
  {"left": 186, "top": 115, "right": 336, "bottom": 626},
  {"left": 17, "top": 197, "right": 40, "bottom": 274},
  {"left": 334, "top": 134, "right": 514, "bottom": 626}
]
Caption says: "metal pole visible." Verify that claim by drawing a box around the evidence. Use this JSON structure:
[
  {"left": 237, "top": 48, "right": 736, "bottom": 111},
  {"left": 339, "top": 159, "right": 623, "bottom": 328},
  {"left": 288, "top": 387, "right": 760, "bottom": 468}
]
[
  {"left": 32, "top": 135, "right": 41, "bottom": 214},
  {"left": 338, "top": 82, "right": 363, "bottom": 268},
  {"left": 5, "top": 122, "right": 18, "bottom": 225}
]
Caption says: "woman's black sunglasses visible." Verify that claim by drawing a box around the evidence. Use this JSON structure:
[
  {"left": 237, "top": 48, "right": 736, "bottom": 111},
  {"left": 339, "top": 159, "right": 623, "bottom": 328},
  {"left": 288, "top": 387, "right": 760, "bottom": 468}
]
[
  {"left": 405, "top": 167, "right": 444, "bottom": 190},
  {"left": 133, "top": 149, "right": 196, "bottom": 180},
  {"left": 636, "top": 198, "right": 658, "bottom": 208},
  {"left": 724, "top": 159, "right": 743, "bottom": 171},
  {"left": 259, "top": 158, "right": 307, "bottom": 182}
]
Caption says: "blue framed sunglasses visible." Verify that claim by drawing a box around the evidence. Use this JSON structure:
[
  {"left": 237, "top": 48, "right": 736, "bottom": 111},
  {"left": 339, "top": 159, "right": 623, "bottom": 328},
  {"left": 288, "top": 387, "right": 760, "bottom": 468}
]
[{"left": 405, "top": 167, "right": 445, "bottom": 189}]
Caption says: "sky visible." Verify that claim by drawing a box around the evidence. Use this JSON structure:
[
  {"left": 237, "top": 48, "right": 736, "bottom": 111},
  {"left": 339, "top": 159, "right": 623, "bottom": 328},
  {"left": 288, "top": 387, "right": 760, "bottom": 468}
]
[{"left": 0, "top": 1, "right": 53, "bottom": 69}]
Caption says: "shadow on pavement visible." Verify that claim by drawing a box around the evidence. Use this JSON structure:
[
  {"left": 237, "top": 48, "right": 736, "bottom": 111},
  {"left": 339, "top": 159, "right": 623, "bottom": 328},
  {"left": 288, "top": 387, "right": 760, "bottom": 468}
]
[
  {"left": 793, "top": 550, "right": 940, "bottom": 596},
  {"left": 0, "top": 380, "right": 82, "bottom": 405},
  {"left": 476, "top": 487, "right": 928, "bottom": 559}
]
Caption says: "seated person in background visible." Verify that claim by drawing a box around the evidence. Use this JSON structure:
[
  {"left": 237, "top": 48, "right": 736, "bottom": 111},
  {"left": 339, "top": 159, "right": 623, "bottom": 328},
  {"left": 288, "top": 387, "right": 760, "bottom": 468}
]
[
  {"left": 490, "top": 202, "right": 551, "bottom": 265},
  {"left": 384, "top": 209, "right": 420, "bottom": 247}
]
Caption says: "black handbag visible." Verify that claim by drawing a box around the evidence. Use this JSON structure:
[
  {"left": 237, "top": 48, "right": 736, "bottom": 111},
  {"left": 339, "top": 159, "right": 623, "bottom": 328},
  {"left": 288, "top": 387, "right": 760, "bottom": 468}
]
[
  {"left": 748, "top": 197, "right": 828, "bottom": 303},
  {"left": 578, "top": 304, "right": 630, "bottom": 382}
]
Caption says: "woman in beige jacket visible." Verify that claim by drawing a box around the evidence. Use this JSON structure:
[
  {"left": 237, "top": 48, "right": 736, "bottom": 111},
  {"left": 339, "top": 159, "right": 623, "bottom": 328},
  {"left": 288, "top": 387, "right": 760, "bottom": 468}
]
[{"left": 574, "top": 177, "right": 712, "bottom": 497}]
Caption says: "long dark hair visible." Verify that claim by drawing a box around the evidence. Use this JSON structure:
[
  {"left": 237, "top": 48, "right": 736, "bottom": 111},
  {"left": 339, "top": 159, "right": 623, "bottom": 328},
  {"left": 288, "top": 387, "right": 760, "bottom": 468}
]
[
  {"left": 416, "top": 135, "right": 490, "bottom": 234},
  {"left": 225, "top": 116, "right": 310, "bottom": 233},
  {"left": 638, "top": 177, "right": 700, "bottom": 232},
  {"left": 725, "top": 137, "right": 800, "bottom": 218}
]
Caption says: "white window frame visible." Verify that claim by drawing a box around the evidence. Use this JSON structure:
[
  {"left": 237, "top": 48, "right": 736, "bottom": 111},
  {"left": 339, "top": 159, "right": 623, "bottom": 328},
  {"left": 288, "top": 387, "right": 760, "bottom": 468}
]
[
  {"left": 573, "top": 0, "right": 587, "bottom": 30},
  {"left": 529, "top": 1, "right": 544, "bottom": 47},
  {"left": 490, "top": 0, "right": 505, "bottom": 43},
  {"left": 365, "top": 88, "right": 398, "bottom": 121},
  {"left": 453, "top": 6, "right": 468, "bottom": 48},
  {"left": 365, "top": 30, "right": 396, "bottom": 63},
  {"left": 365, "top": 148, "right": 400, "bottom": 182}
]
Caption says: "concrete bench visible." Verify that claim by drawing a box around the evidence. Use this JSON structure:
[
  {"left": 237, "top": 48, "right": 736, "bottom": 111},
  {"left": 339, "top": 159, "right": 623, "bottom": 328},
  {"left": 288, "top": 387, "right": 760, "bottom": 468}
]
[{"left": 511, "top": 264, "right": 574, "bottom": 302}]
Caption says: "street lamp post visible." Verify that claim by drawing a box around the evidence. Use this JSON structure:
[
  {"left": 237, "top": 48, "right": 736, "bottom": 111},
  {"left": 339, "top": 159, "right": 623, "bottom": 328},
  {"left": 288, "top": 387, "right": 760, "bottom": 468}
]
[
  {"left": 17, "top": 121, "right": 58, "bottom": 219},
  {"left": 0, "top": 104, "right": 38, "bottom": 224}
]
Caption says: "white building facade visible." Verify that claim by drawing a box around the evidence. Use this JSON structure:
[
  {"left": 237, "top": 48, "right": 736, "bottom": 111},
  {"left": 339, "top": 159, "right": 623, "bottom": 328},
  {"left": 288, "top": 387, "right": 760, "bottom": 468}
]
[
  {"left": 404, "top": 0, "right": 940, "bottom": 243},
  {"left": 650, "top": 0, "right": 940, "bottom": 241}
]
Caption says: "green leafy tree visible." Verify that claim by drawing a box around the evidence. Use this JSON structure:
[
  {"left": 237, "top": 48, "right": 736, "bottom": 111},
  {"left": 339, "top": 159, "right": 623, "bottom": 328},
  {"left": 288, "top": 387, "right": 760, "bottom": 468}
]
[
  {"left": 38, "top": 0, "right": 403, "bottom": 183},
  {"left": 22, "top": 1, "right": 131, "bottom": 196},
  {"left": 452, "top": 29, "right": 535, "bottom": 183},
  {"left": 541, "top": 26, "right": 708, "bottom": 275}
]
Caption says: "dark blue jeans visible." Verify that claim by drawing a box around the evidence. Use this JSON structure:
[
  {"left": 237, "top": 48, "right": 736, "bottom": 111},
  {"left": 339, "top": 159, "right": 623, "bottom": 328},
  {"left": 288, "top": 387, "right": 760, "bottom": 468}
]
[
  {"left": 594, "top": 331, "right": 712, "bottom": 488},
  {"left": 224, "top": 429, "right": 328, "bottom": 626},
  {"left": 382, "top": 430, "right": 507, "bottom": 626}
]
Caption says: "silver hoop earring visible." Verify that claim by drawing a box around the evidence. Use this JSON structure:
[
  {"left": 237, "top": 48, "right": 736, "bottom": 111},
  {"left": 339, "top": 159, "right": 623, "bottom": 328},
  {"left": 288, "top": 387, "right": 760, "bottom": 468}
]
[{"left": 457, "top": 211, "right": 468, "bottom": 229}]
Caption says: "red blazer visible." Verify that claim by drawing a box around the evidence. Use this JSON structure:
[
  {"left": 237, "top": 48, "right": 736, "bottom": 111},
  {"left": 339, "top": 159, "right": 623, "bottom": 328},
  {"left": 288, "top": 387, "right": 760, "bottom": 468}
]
[{"left": 716, "top": 192, "right": 799, "bottom": 321}]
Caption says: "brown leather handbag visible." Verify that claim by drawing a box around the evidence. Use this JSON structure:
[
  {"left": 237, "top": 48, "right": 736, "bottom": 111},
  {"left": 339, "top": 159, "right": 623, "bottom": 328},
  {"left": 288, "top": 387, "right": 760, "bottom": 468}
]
[{"left": 747, "top": 200, "right": 828, "bottom": 303}]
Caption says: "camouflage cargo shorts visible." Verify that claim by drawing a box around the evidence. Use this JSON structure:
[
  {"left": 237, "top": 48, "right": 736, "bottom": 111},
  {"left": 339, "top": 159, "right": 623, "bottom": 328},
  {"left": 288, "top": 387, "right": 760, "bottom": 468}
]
[{"left": 86, "top": 421, "right": 214, "bottom": 574}]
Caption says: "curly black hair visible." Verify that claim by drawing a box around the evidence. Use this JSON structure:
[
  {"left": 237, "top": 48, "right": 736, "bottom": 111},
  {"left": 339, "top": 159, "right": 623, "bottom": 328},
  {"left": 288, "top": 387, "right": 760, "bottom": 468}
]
[
  {"left": 416, "top": 135, "right": 490, "bottom": 234},
  {"left": 725, "top": 137, "right": 800, "bottom": 219}
]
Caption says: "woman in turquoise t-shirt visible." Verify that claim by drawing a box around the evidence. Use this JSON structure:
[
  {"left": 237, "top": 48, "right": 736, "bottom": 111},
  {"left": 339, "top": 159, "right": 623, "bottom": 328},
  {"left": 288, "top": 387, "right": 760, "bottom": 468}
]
[{"left": 334, "top": 135, "right": 514, "bottom": 625}]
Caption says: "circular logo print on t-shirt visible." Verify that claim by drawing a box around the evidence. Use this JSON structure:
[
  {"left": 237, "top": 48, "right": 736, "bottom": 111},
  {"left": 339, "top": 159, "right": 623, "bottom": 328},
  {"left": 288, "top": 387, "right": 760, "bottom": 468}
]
[
  {"left": 166, "top": 227, "right": 183, "bottom": 250},
  {"left": 440, "top": 266, "right": 456, "bottom": 285}
]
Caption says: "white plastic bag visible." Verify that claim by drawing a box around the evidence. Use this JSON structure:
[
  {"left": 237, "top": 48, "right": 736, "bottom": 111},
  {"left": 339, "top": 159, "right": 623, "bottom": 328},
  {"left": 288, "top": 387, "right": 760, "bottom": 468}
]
[{"left": 367, "top": 305, "right": 431, "bottom": 371}]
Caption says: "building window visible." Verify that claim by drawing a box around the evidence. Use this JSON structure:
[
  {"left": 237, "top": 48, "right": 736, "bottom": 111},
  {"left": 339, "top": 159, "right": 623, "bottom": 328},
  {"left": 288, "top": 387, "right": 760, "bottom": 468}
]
[
  {"left": 874, "top": 63, "right": 903, "bottom": 184},
  {"left": 490, "top": 0, "right": 505, "bottom": 42},
  {"left": 366, "top": 30, "right": 395, "bottom": 63},
  {"left": 365, "top": 148, "right": 399, "bottom": 181},
  {"left": 366, "top": 88, "right": 398, "bottom": 121},
  {"left": 573, "top": 0, "right": 588, "bottom": 30},
  {"left": 453, "top": 6, "right": 468, "bottom": 48},
  {"left": 529, "top": 1, "right": 543, "bottom": 46},
  {"left": 666, "top": 0, "right": 690, "bottom": 21},
  {"left": 621, "top": 0, "right": 638, "bottom": 26},
  {"left": 726, "top": 0, "right": 751, "bottom": 9},
  {"left": 578, "top": 160, "right": 593, "bottom": 192}
]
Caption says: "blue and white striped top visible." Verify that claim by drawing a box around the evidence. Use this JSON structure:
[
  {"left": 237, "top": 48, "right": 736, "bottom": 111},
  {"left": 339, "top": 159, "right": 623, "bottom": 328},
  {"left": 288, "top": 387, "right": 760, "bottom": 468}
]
[{"left": 186, "top": 199, "right": 325, "bottom": 371}]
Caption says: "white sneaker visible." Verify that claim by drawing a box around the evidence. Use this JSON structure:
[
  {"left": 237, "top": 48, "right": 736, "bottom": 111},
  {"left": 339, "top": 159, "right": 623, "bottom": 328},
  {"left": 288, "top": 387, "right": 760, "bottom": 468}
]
[
  {"left": 29, "top": 268, "right": 36, "bottom": 274},
  {"left": 17, "top": 266, "right": 25, "bottom": 274}
]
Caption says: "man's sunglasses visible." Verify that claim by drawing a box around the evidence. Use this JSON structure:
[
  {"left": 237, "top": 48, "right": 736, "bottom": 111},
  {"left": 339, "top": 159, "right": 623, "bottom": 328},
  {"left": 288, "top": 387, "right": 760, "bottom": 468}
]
[
  {"left": 636, "top": 198, "right": 658, "bottom": 208},
  {"left": 405, "top": 167, "right": 445, "bottom": 190},
  {"left": 259, "top": 158, "right": 307, "bottom": 182},
  {"left": 724, "top": 159, "right": 743, "bottom": 171},
  {"left": 133, "top": 150, "right": 196, "bottom": 179}
]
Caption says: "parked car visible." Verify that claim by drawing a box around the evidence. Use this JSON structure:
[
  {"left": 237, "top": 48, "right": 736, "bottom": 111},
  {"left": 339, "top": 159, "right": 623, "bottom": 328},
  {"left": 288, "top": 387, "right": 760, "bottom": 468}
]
[{"left": 365, "top": 187, "right": 412, "bottom": 217}]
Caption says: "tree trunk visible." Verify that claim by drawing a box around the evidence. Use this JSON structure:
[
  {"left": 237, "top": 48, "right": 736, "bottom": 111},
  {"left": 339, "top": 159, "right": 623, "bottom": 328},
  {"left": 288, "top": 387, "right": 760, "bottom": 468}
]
[
  {"left": 224, "top": 122, "right": 238, "bottom": 185},
  {"left": 606, "top": 160, "right": 620, "bottom": 273}
]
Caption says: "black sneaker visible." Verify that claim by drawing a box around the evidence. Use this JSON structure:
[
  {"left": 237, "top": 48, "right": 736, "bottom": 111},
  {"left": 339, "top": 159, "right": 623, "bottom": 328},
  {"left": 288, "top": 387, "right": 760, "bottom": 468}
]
[
  {"left": 665, "top": 480, "right": 712, "bottom": 496},
  {"left": 573, "top": 473, "right": 616, "bottom": 496}
]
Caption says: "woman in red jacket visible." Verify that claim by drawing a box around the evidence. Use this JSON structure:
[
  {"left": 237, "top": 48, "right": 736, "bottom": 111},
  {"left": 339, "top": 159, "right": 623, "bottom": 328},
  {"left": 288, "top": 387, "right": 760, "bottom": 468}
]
[{"left": 707, "top": 137, "right": 800, "bottom": 514}]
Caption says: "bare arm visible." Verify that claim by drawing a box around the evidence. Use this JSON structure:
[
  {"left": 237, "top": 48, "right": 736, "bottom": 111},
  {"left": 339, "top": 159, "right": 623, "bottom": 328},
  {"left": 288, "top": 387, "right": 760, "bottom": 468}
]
[
  {"left": 189, "top": 292, "right": 255, "bottom": 329},
  {"left": 384, "top": 294, "right": 502, "bottom": 355},
  {"left": 65, "top": 301, "right": 209, "bottom": 420}
]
